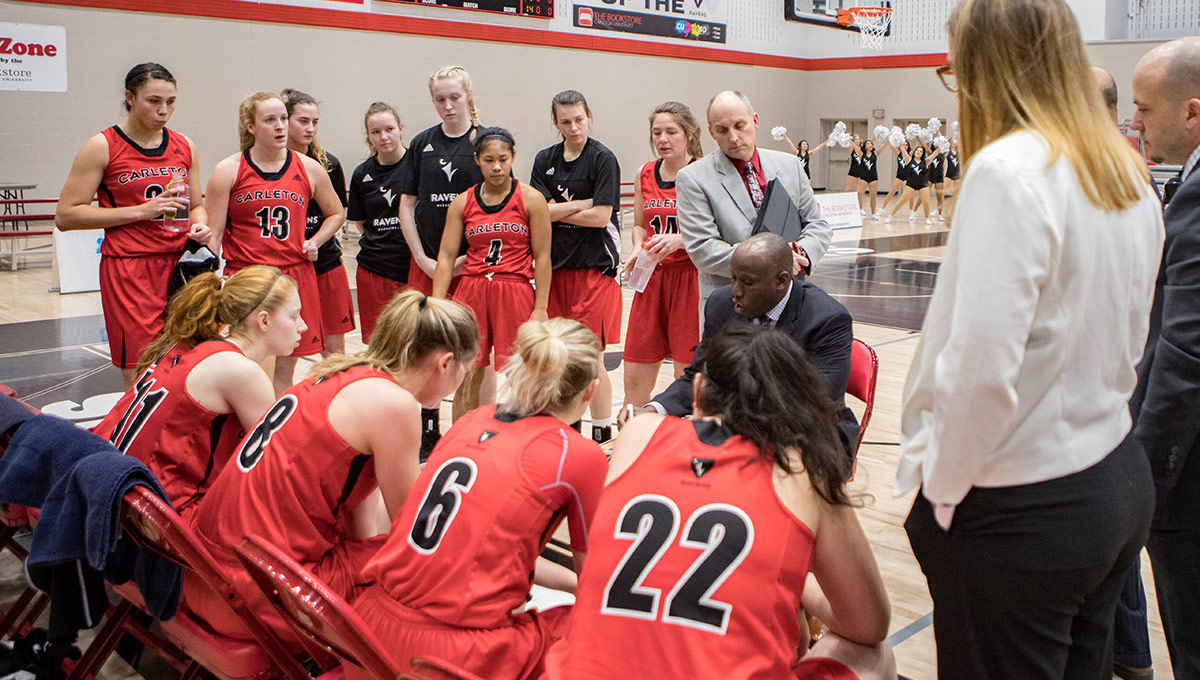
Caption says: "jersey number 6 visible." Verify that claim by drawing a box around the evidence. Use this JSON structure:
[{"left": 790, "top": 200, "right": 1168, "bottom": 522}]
[
  {"left": 408, "top": 457, "right": 478, "bottom": 554},
  {"left": 601, "top": 494, "right": 754, "bottom": 634}
]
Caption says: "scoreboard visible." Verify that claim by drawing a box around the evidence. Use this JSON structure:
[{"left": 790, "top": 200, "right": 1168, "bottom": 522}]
[{"left": 383, "top": 0, "right": 553, "bottom": 18}]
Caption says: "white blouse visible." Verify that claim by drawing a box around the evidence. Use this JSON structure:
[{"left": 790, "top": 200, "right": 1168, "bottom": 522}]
[{"left": 895, "top": 130, "right": 1164, "bottom": 529}]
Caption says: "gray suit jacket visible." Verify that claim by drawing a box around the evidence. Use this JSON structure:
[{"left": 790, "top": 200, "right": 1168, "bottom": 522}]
[{"left": 676, "top": 147, "right": 832, "bottom": 306}]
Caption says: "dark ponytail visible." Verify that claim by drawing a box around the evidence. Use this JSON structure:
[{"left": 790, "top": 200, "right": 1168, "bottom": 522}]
[{"left": 697, "top": 323, "right": 850, "bottom": 506}]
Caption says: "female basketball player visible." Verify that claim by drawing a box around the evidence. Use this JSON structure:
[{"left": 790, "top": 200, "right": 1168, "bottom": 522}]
[
  {"left": 886, "top": 144, "right": 938, "bottom": 223},
  {"left": 857, "top": 139, "right": 880, "bottom": 216},
  {"left": 530, "top": 90, "right": 622, "bottom": 445},
  {"left": 93, "top": 266, "right": 296, "bottom": 517},
  {"left": 56, "top": 63, "right": 210, "bottom": 389},
  {"left": 350, "top": 318, "right": 608, "bottom": 680},
  {"left": 205, "top": 92, "right": 344, "bottom": 397},
  {"left": 348, "top": 102, "right": 408, "bottom": 343},
  {"left": 844, "top": 134, "right": 864, "bottom": 194},
  {"left": 545, "top": 324, "right": 895, "bottom": 680},
  {"left": 620, "top": 102, "right": 702, "bottom": 414},
  {"left": 432, "top": 127, "right": 551, "bottom": 417},
  {"left": 187, "top": 291, "right": 479, "bottom": 647},
  {"left": 283, "top": 89, "right": 353, "bottom": 355},
  {"left": 780, "top": 135, "right": 828, "bottom": 181},
  {"left": 398, "top": 66, "right": 486, "bottom": 457},
  {"left": 874, "top": 140, "right": 910, "bottom": 218}
]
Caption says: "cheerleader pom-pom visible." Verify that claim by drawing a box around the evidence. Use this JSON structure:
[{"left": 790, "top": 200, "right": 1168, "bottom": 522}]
[
  {"left": 935, "top": 135, "right": 951, "bottom": 153},
  {"left": 837, "top": 132, "right": 852, "bottom": 148},
  {"left": 873, "top": 125, "right": 890, "bottom": 143},
  {"left": 889, "top": 126, "right": 906, "bottom": 148},
  {"left": 918, "top": 127, "right": 934, "bottom": 143},
  {"left": 927, "top": 117, "right": 942, "bottom": 133},
  {"left": 833, "top": 121, "right": 848, "bottom": 135},
  {"left": 771, "top": 126, "right": 787, "bottom": 141},
  {"left": 904, "top": 123, "right": 921, "bottom": 141},
  {"left": 950, "top": 120, "right": 960, "bottom": 142}
]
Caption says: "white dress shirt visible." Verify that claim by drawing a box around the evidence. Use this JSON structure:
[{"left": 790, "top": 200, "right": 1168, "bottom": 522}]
[{"left": 895, "top": 130, "right": 1165, "bottom": 529}]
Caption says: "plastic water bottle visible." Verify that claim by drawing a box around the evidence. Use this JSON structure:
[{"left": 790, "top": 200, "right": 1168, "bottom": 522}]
[
  {"left": 162, "top": 169, "right": 190, "bottom": 233},
  {"left": 627, "top": 249, "right": 657, "bottom": 293}
]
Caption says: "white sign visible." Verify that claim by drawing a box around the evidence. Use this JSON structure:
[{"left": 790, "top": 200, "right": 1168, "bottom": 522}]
[
  {"left": 54, "top": 228, "right": 103, "bottom": 294},
  {"left": 0, "top": 23, "right": 67, "bottom": 92},
  {"left": 814, "top": 192, "right": 864, "bottom": 230}
]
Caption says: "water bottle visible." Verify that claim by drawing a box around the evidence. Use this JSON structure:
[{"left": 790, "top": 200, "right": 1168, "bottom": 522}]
[
  {"left": 627, "top": 248, "right": 657, "bottom": 294},
  {"left": 162, "top": 169, "right": 190, "bottom": 233}
]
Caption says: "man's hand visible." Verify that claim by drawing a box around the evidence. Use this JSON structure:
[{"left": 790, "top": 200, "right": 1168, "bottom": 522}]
[
  {"left": 617, "top": 403, "right": 656, "bottom": 429},
  {"left": 791, "top": 242, "right": 810, "bottom": 277}
]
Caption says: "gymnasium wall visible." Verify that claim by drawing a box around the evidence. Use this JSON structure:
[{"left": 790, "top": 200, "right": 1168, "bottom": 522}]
[{"left": 0, "top": 0, "right": 1170, "bottom": 203}]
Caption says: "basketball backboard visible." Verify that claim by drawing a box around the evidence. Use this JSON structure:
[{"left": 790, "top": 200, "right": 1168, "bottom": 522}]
[{"left": 785, "top": 0, "right": 893, "bottom": 36}]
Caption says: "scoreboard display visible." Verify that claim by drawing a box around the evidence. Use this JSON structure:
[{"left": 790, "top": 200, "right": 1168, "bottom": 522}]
[{"left": 384, "top": 0, "right": 553, "bottom": 18}]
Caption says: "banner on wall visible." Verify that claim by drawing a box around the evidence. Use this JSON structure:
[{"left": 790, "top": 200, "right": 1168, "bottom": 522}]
[
  {"left": 0, "top": 22, "right": 67, "bottom": 92},
  {"left": 574, "top": 2, "right": 727, "bottom": 43}
]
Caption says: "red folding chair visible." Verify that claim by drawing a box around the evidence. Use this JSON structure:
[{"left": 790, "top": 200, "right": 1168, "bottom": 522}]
[
  {"left": 847, "top": 339, "right": 879, "bottom": 477},
  {"left": 234, "top": 535, "right": 485, "bottom": 680},
  {"left": 68, "top": 487, "right": 312, "bottom": 680}
]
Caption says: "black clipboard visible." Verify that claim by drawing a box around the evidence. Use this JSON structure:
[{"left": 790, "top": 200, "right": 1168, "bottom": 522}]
[{"left": 751, "top": 178, "right": 804, "bottom": 243}]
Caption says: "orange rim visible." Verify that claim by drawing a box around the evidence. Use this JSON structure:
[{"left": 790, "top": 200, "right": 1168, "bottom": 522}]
[{"left": 837, "top": 7, "right": 892, "bottom": 26}]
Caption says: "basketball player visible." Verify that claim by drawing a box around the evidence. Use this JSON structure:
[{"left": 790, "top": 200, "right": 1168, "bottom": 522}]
[
  {"left": 621, "top": 102, "right": 702, "bottom": 413},
  {"left": 205, "top": 92, "right": 344, "bottom": 397},
  {"left": 432, "top": 127, "right": 551, "bottom": 418},
  {"left": 875, "top": 140, "right": 910, "bottom": 217},
  {"left": 857, "top": 139, "right": 880, "bottom": 216},
  {"left": 545, "top": 324, "right": 895, "bottom": 680},
  {"left": 398, "top": 66, "right": 486, "bottom": 458},
  {"left": 56, "top": 63, "right": 210, "bottom": 389},
  {"left": 350, "top": 318, "right": 608, "bottom": 680},
  {"left": 348, "top": 102, "right": 408, "bottom": 343},
  {"left": 186, "top": 291, "right": 479, "bottom": 647},
  {"left": 283, "top": 89, "right": 354, "bottom": 355},
  {"left": 92, "top": 266, "right": 295, "bottom": 517},
  {"left": 530, "top": 90, "right": 622, "bottom": 444}
]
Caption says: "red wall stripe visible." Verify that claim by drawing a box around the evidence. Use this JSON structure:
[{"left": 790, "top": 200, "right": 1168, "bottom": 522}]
[{"left": 12, "top": 0, "right": 947, "bottom": 71}]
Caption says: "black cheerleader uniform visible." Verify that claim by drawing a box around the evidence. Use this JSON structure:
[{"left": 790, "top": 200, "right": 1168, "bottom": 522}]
[
  {"left": 848, "top": 149, "right": 863, "bottom": 180},
  {"left": 895, "top": 154, "right": 910, "bottom": 182},
  {"left": 946, "top": 152, "right": 961, "bottom": 181},
  {"left": 798, "top": 151, "right": 811, "bottom": 180},
  {"left": 927, "top": 154, "right": 945, "bottom": 184},
  {"left": 905, "top": 159, "right": 930, "bottom": 191},
  {"left": 858, "top": 151, "right": 879, "bottom": 183}
]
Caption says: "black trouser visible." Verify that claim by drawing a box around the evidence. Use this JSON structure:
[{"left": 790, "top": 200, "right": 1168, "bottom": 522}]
[
  {"left": 905, "top": 434, "right": 1153, "bottom": 680},
  {"left": 1147, "top": 527, "right": 1200, "bottom": 679}
]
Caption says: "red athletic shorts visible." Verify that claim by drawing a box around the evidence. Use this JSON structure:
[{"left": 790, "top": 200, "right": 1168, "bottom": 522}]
[
  {"left": 406, "top": 256, "right": 460, "bottom": 297},
  {"left": 185, "top": 533, "right": 385, "bottom": 650},
  {"left": 347, "top": 585, "right": 571, "bottom": 680},
  {"left": 99, "top": 253, "right": 178, "bottom": 369},
  {"left": 453, "top": 274, "right": 534, "bottom": 370},
  {"left": 356, "top": 267, "right": 408, "bottom": 344},
  {"left": 225, "top": 260, "right": 323, "bottom": 357},
  {"left": 624, "top": 262, "right": 699, "bottom": 365},
  {"left": 793, "top": 656, "right": 861, "bottom": 680},
  {"left": 547, "top": 269, "right": 622, "bottom": 346},
  {"left": 316, "top": 264, "right": 356, "bottom": 335}
]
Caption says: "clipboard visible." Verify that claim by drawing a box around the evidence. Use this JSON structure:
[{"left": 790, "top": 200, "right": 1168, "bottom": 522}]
[{"left": 751, "top": 178, "right": 804, "bottom": 243}]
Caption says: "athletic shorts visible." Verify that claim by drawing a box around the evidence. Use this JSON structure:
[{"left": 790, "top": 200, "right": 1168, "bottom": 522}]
[
  {"left": 406, "top": 256, "right": 460, "bottom": 297},
  {"left": 624, "top": 263, "right": 699, "bottom": 365},
  {"left": 99, "top": 253, "right": 179, "bottom": 369},
  {"left": 316, "top": 264, "right": 356, "bottom": 335},
  {"left": 547, "top": 269, "right": 622, "bottom": 346},
  {"left": 453, "top": 274, "right": 534, "bottom": 371},
  {"left": 226, "top": 260, "right": 323, "bottom": 357},
  {"left": 356, "top": 267, "right": 408, "bottom": 344},
  {"left": 793, "top": 656, "right": 860, "bottom": 680},
  {"left": 347, "top": 585, "right": 571, "bottom": 680}
]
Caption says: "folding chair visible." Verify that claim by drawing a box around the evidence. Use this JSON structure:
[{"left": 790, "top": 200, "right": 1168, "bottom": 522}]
[
  {"left": 68, "top": 487, "right": 312, "bottom": 680},
  {"left": 234, "top": 535, "right": 485, "bottom": 680},
  {"left": 847, "top": 338, "right": 879, "bottom": 453}
]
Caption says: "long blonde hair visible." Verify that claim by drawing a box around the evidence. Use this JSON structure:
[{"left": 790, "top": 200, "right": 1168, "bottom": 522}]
[
  {"left": 281, "top": 88, "right": 330, "bottom": 170},
  {"left": 428, "top": 66, "right": 480, "bottom": 129},
  {"left": 137, "top": 266, "right": 295, "bottom": 374},
  {"left": 499, "top": 319, "right": 599, "bottom": 417},
  {"left": 948, "top": 0, "right": 1148, "bottom": 211},
  {"left": 238, "top": 91, "right": 283, "bottom": 151},
  {"left": 311, "top": 290, "right": 478, "bottom": 379}
]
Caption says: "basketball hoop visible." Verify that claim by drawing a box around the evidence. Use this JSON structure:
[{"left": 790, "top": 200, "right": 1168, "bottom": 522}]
[{"left": 837, "top": 7, "right": 892, "bottom": 51}]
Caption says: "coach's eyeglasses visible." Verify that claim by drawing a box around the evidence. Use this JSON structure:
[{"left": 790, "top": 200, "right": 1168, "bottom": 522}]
[{"left": 936, "top": 64, "right": 957, "bottom": 93}]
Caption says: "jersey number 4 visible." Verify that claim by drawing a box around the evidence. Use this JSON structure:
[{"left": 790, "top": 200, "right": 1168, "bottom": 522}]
[
  {"left": 255, "top": 206, "right": 291, "bottom": 240},
  {"left": 483, "top": 239, "right": 503, "bottom": 266},
  {"left": 602, "top": 494, "right": 754, "bottom": 634},
  {"left": 408, "top": 457, "right": 477, "bottom": 554},
  {"left": 107, "top": 368, "right": 168, "bottom": 453}
]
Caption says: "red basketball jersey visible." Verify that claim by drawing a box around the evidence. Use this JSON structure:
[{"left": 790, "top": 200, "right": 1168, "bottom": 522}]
[
  {"left": 97, "top": 126, "right": 193, "bottom": 257},
  {"left": 639, "top": 160, "right": 691, "bottom": 267},
  {"left": 545, "top": 417, "right": 814, "bottom": 680},
  {"left": 366, "top": 404, "right": 607, "bottom": 629},
  {"left": 93, "top": 341, "right": 246, "bottom": 513},
  {"left": 222, "top": 149, "right": 311, "bottom": 267},
  {"left": 461, "top": 182, "right": 534, "bottom": 279},
  {"left": 190, "top": 365, "right": 382, "bottom": 568}
]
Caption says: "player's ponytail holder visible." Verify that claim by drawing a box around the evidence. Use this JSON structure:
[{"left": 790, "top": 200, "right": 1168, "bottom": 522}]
[
  {"left": 219, "top": 277, "right": 226, "bottom": 291},
  {"left": 419, "top": 293, "right": 428, "bottom": 310}
]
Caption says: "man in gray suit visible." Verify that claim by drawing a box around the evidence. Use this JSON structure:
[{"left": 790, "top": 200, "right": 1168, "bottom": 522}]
[
  {"left": 677, "top": 90, "right": 832, "bottom": 309},
  {"left": 1130, "top": 36, "right": 1200, "bottom": 679}
]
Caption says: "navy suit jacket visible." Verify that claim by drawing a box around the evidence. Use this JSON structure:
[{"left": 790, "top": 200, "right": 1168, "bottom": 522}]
[
  {"left": 653, "top": 279, "right": 860, "bottom": 463},
  {"left": 1132, "top": 166, "right": 1200, "bottom": 529}
]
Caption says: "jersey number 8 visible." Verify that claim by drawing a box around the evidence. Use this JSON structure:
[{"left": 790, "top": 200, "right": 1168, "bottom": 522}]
[{"left": 408, "top": 457, "right": 478, "bottom": 554}]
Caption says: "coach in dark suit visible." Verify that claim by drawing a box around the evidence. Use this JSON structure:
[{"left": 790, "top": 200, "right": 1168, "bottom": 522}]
[
  {"left": 628, "top": 233, "right": 858, "bottom": 462},
  {"left": 1130, "top": 36, "right": 1200, "bottom": 679}
]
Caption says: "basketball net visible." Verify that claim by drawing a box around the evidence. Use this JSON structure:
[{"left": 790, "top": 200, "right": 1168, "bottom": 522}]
[{"left": 851, "top": 8, "right": 892, "bottom": 51}]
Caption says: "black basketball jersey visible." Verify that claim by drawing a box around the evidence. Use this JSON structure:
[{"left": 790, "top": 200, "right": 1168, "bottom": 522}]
[
  {"left": 349, "top": 154, "right": 411, "bottom": 283},
  {"left": 529, "top": 137, "right": 621, "bottom": 275},
  {"left": 399, "top": 124, "right": 483, "bottom": 260},
  {"left": 304, "top": 152, "right": 348, "bottom": 276}
]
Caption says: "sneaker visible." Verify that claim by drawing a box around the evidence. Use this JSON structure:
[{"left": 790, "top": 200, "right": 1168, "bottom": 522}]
[
  {"left": 925, "top": 218, "right": 932, "bottom": 225},
  {"left": 938, "top": 213, "right": 945, "bottom": 222},
  {"left": 873, "top": 209, "right": 884, "bottom": 218},
  {"left": 859, "top": 209, "right": 867, "bottom": 216},
  {"left": 885, "top": 215, "right": 892, "bottom": 223},
  {"left": 908, "top": 212, "right": 916, "bottom": 221}
]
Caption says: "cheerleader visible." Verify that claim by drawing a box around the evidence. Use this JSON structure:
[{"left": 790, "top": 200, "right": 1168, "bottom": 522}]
[
  {"left": 283, "top": 89, "right": 353, "bottom": 355},
  {"left": 844, "top": 134, "right": 864, "bottom": 193},
  {"left": 886, "top": 144, "right": 939, "bottom": 224},
  {"left": 780, "top": 134, "right": 828, "bottom": 181},
  {"left": 348, "top": 102, "right": 409, "bottom": 342},
  {"left": 621, "top": 102, "right": 702, "bottom": 414},
  {"left": 205, "top": 92, "right": 344, "bottom": 396},
  {"left": 857, "top": 139, "right": 880, "bottom": 216},
  {"left": 926, "top": 143, "right": 947, "bottom": 221},
  {"left": 56, "top": 63, "right": 210, "bottom": 389},
  {"left": 432, "top": 127, "right": 552, "bottom": 417},
  {"left": 874, "top": 140, "right": 910, "bottom": 217}
]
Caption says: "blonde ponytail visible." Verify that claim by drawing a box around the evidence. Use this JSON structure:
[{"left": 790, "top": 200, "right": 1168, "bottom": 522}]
[{"left": 499, "top": 319, "right": 599, "bottom": 417}]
